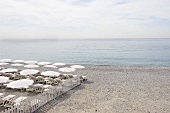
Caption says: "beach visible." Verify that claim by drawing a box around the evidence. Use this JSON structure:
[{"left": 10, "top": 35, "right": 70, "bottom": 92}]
[{"left": 36, "top": 65, "right": 170, "bottom": 113}]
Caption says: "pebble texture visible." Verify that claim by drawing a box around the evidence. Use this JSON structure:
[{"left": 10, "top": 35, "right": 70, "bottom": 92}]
[{"left": 37, "top": 65, "right": 170, "bottom": 113}]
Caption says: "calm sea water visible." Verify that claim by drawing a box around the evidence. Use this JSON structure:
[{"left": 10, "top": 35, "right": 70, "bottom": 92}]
[{"left": 0, "top": 38, "right": 170, "bottom": 66}]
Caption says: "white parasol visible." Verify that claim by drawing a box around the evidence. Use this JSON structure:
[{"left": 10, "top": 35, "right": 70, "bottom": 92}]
[
  {"left": 38, "top": 62, "right": 51, "bottom": 65},
  {"left": 11, "top": 63, "right": 24, "bottom": 67},
  {"left": 59, "top": 67, "right": 76, "bottom": 72},
  {"left": 13, "top": 60, "right": 25, "bottom": 63},
  {"left": 34, "top": 84, "right": 44, "bottom": 86},
  {"left": 1, "top": 68, "right": 18, "bottom": 73},
  {"left": 0, "top": 76, "right": 9, "bottom": 83},
  {"left": 25, "top": 60, "right": 38, "bottom": 64},
  {"left": 0, "top": 63, "right": 9, "bottom": 66},
  {"left": 0, "top": 59, "right": 12, "bottom": 63},
  {"left": 44, "top": 65, "right": 58, "bottom": 68},
  {"left": 70, "top": 65, "right": 85, "bottom": 69},
  {"left": 24, "top": 65, "right": 39, "bottom": 68},
  {"left": 41, "top": 71, "right": 60, "bottom": 77},
  {"left": 7, "top": 79, "right": 34, "bottom": 89},
  {"left": 20, "top": 69, "right": 39, "bottom": 76},
  {"left": 43, "top": 85, "right": 54, "bottom": 89},
  {"left": 52, "top": 63, "right": 65, "bottom": 66}
]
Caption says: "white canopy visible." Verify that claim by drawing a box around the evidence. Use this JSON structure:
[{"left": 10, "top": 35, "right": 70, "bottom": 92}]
[
  {"left": 44, "top": 65, "right": 58, "bottom": 68},
  {"left": 24, "top": 65, "right": 39, "bottom": 68},
  {"left": 13, "top": 60, "right": 25, "bottom": 63},
  {"left": 59, "top": 67, "right": 76, "bottom": 72},
  {"left": 0, "top": 63, "right": 9, "bottom": 65},
  {"left": 52, "top": 63, "right": 66, "bottom": 66},
  {"left": 43, "top": 85, "right": 54, "bottom": 89},
  {"left": 0, "top": 76, "right": 9, "bottom": 83},
  {"left": 41, "top": 71, "right": 60, "bottom": 77},
  {"left": 34, "top": 84, "right": 44, "bottom": 86},
  {"left": 0, "top": 93, "right": 3, "bottom": 96},
  {"left": 20, "top": 69, "right": 39, "bottom": 76},
  {"left": 25, "top": 60, "right": 38, "bottom": 64},
  {"left": 11, "top": 63, "right": 24, "bottom": 67},
  {"left": 7, "top": 79, "right": 34, "bottom": 89},
  {"left": 38, "top": 62, "right": 51, "bottom": 65},
  {"left": 70, "top": 65, "right": 85, "bottom": 69},
  {"left": 1, "top": 68, "right": 18, "bottom": 73},
  {"left": 0, "top": 59, "right": 12, "bottom": 63}
]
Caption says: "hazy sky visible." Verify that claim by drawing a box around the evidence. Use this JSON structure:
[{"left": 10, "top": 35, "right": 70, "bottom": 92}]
[{"left": 0, "top": 0, "right": 170, "bottom": 39}]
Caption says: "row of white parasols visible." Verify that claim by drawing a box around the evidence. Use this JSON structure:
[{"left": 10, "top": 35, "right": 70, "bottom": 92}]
[
  {"left": 0, "top": 59, "right": 85, "bottom": 69},
  {"left": 0, "top": 68, "right": 84, "bottom": 89}
]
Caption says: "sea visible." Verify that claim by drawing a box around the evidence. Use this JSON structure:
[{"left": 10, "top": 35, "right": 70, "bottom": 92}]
[{"left": 0, "top": 38, "right": 170, "bottom": 66}]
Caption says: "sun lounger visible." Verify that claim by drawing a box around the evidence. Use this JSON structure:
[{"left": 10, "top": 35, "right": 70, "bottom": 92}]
[
  {"left": 4, "top": 96, "right": 27, "bottom": 107},
  {"left": 54, "top": 78, "right": 62, "bottom": 84},
  {"left": 45, "top": 77, "right": 56, "bottom": 85},
  {"left": 2, "top": 95, "right": 15, "bottom": 101},
  {"left": 26, "top": 85, "right": 35, "bottom": 92},
  {"left": 0, "top": 95, "right": 16, "bottom": 106},
  {"left": 29, "top": 75, "right": 37, "bottom": 82},
  {"left": 0, "top": 93, "right": 4, "bottom": 97},
  {"left": 80, "top": 76, "right": 87, "bottom": 82},
  {"left": 36, "top": 76, "right": 45, "bottom": 84},
  {"left": 34, "top": 86, "right": 44, "bottom": 93}
]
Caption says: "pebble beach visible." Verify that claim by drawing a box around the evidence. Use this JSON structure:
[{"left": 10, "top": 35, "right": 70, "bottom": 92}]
[{"left": 37, "top": 65, "right": 170, "bottom": 113}]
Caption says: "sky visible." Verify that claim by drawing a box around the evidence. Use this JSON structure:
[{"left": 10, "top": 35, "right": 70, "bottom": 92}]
[{"left": 0, "top": 0, "right": 170, "bottom": 39}]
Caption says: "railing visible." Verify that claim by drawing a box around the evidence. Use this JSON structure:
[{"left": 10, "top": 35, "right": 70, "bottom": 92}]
[{"left": 0, "top": 76, "right": 80, "bottom": 113}]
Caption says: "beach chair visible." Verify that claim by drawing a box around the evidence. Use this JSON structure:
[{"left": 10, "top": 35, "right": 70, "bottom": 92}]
[
  {"left": 26, "top": 85, "right": 35, "bottom": 92},
  {"left": 34, "top": 86, "right": 44, "bottom": 93},
  {"left": 19, "top": 75, "right": 28, "bottom": 79},
  {"left": 29, "top": 75, "right": 37, "bottom": 82},
  {"left": 45, "top": 77, "right": 56, "bottom": 85},
  {"left": 54, "top": 78, "right": 62, "bottom": 85},
  {"left": 3, "top": 73, "right": 13, "bottom": 77},
  {"left": 80, "top": 76, "right": 87, "bottom": 82},
  {"left": 0, "top": 95, "right": 16, "bottom": 106},
  {"left": 11, "top": 74, "right": 21, "bottom": 80},
  {"left": 0, "top": 83, "right": 7, "bottom": 89},
  {"left": 36, "top": 76, "right": 45, "bottom": 84},
  {"left": 67, "top": 74, "right": 74, "bottom": 78},
  {"left": 4, "top": 96, "right": 27, "bottom": 108},
  {"left": 58, "top": 74, "right": 66, "bottom": 80}
]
